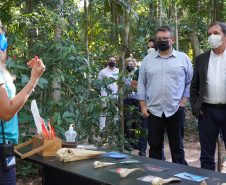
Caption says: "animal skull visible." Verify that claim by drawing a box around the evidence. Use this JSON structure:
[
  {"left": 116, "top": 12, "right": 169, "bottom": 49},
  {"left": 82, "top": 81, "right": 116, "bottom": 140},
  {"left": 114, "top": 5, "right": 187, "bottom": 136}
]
[
  {"left": 56, "top": 148, "right": 106, "bottom": 162},
  {"left": 152, "top": 177, "right": 181, "bottom": 185},
  {"left": 200, "top": 180, "right": 207, "bottom": 185},
  {"left": 93, "top": 161, "right": 116, "bottom": 168}
]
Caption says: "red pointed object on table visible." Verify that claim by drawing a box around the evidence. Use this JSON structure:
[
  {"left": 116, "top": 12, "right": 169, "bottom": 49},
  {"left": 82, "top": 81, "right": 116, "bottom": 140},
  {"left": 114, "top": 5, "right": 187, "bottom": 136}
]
[
  {"left": 51, "top": 127, "right": 56, "bottom": 139},
  {"left": 41, "top": 123, "right": 49, "bottom": 139}
]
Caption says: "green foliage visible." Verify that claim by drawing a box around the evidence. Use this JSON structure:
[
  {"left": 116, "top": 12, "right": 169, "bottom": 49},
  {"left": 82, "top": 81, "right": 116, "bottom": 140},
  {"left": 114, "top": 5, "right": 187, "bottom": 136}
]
[
  {"left": 16, "top": 159, "right": 39, "bottom": 177},
  {"left": 2, "top": 0, "right": 225, "bottom": 155},
  {"left": 3, "top": 0, "right": 226, "bottom": 180},
  {"left": 3, "top": 1, "right": 130, "bottom": 151}
]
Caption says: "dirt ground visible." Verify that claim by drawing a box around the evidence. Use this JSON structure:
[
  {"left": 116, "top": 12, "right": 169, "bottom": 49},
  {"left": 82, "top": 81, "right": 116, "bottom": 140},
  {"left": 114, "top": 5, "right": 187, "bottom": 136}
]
[{"left": 131, "top": 140, "right": 226, "bottom": 173}]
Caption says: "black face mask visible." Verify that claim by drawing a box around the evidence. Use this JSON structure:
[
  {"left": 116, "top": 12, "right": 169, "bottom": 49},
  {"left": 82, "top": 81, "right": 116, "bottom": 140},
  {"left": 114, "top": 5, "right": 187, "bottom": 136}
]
[
  {"left": 157, "top": 40, "right": 170, "bottom": 51},
  {"left": 108, "top": 62, "right": 116, "bottom": 67},
  {"left": 126, "top": 66, "right": 134, "bottom": 72}
]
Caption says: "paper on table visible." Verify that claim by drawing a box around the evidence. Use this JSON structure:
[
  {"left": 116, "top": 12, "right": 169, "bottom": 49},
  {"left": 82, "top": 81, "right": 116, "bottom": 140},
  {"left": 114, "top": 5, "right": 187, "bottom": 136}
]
[
  {"left": 116, "top": 158, "right": 140, "bottom": 164},
  {"left": 136, "top": 164, "right": 169, "bottom": 172},
  {"left": 31, "top": 100, "right": 42, "bottom": 133},
  {"left": 137, "top": 175, "right": 156, "bottom": 182},
  {"left": 174, "top": 172, "right": 209, "bottom": 182},
  {"left": 102, "top": 152, "right": 131, "bottom": 159}
]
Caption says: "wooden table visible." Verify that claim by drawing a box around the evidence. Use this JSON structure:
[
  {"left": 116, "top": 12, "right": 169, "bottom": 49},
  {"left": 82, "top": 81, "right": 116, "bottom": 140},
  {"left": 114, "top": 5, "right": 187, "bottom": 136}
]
[{"left": 16, "top": 146, "right": 226, "bottom": 185}]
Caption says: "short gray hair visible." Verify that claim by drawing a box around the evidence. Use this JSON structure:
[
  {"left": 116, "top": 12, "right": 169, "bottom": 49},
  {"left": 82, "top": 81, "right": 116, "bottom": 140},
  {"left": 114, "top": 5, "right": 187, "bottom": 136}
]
[
  {"left": 157, "top": 25, "right": 174, "bottom": 38},
  {"left": 208, "top": 22, "right": 226, "bottom": 35}
]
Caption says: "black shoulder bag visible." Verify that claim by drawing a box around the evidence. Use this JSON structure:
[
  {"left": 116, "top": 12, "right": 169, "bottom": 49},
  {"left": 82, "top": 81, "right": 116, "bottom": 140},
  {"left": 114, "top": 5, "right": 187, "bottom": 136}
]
[{"left": 1, "top": 119, "right": 16, "bottom": 170}]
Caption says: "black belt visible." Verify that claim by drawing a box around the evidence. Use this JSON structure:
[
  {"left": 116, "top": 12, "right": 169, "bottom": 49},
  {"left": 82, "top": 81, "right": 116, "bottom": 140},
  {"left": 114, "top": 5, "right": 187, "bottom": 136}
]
[{"left": 203, "top": 103, "right": 226, "bottom": 109}]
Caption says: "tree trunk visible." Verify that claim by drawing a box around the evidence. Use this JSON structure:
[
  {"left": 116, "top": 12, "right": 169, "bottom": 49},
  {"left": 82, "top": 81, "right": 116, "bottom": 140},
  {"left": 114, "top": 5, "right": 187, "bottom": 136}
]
[
  {"left": 111, "top": 0, "right": 119, "bottom": 47},
  {"left": 175, "top": 2, "right": 178, "bottom": 50},
  {"left": 211, "top": 0, "right": 216, "bottom": 22},
  {"left": 159, "top": 0, "right": 162, "bottom": 26},
  {"left": 88, "top": 0, "right": 93, "bottom": 47},
  {"left": 118, "top": 0, "right": 131, "bottom": 143},
  {"left": 52, "top": 0, "right": 63, "bottom": 101},
  {"left": 189, "top": 28, "right": 201, "bottom": 60},
  {"left": 216, "top": 0, "right": 223, "bottom": 22},
  {"left": 84, "top": 0, "right": 90, "bottom": 76},
  {"left": 149, "top": 1, "right": 157, "bottom": 21},
  {"left": 111, "top": 1, "right": 116, "bottom": 44},
  {"left": 84, "top": 0, "right": 93, "bottom": 144},
  {"left": 25, "top": 0, "right": 37, "bottom": 58}
]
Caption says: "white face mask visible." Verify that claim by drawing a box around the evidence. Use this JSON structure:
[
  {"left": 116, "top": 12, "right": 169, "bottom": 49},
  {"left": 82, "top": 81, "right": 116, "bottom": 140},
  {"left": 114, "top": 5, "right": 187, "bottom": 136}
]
[
  {"left": 147, "top": 48, "right": 156, "bottom": 54},
  {"left": 208, "top": 35, "right": 224, "bottom": 49}
]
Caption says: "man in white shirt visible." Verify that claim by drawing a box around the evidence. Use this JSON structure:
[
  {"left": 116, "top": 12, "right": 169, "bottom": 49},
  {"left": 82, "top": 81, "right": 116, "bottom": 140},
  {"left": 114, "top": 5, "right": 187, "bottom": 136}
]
[
  {"left": 98, "top": 56, "right": 119, "bottom": 136},
  {"left": 190, "top": 22, "right": 226, "bottom": 171}
]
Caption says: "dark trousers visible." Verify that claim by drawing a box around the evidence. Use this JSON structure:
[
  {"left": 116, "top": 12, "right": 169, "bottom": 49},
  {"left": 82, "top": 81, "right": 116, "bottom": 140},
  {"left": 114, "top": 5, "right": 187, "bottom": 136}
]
[
  {"left": 198, "top": 104, "right": 226, "bottom": 171},
  {"left": 124, "top": 98, "right": 139, "bottom": 142},
  {"left": 148, "top": 107, "right": 188, "bottom": 165},
  {"left": 0, "top": 144, "right": 16, "bottom": 185},
  {"left": 137, "top": 116, "right": 148, "bottom": 154},
  {"left": 124, "top": 98, "right": 148, "bottom": 152}
]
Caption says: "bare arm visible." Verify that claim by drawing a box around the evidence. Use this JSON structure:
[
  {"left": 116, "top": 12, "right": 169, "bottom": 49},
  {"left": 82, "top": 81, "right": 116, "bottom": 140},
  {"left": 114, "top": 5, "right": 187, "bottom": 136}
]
[{"left": 0, "top": 58, "right": 45, "bottom": 121}]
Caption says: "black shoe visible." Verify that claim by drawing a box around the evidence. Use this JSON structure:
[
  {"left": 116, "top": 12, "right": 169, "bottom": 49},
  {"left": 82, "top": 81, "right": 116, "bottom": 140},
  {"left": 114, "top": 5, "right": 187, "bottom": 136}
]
[
  {"left": 133, "top": 142, "right": 139, "bottom": 150},
  {"left": 139, "top": 151, "right": 146, "bottom": 157}
]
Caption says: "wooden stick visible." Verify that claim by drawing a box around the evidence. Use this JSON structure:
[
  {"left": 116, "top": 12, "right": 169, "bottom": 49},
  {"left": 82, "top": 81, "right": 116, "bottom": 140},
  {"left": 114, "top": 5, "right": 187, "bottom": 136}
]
[
  {"left": 14, "top": 139, "right": 33, "bottom": 150},
  {"left": 14, "top": 150, "right": 23, "bottom": 157},
  {"left": 21, "top": 141, "right": 55, "bottom": 159}
]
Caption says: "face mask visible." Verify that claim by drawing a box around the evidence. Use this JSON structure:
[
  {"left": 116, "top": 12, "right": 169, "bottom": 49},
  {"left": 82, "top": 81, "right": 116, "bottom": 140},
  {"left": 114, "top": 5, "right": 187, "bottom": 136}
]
[
  {"left": 108, "top": 61, "right": 116, "bottom": 68},
  {"left": 147, "top": 48, "right": 156, "bottom": 54},
  {"left": 0, "top": 33, "right": 8, "bottom": 51},
  {"left": 126, "top": 66, "right": 134, "bottom": 72},
  {"left": 157, "top": 40, "right": 170, "bottom": 51},
  {"left": 208, "top": 35, "right": 224, "bottom": 49}
]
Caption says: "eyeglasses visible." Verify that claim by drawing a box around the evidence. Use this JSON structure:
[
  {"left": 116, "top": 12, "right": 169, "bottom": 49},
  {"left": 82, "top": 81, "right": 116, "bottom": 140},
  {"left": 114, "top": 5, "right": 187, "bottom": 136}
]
[{"left": 156, "top": 37, "right": 172, "bottom": 41}]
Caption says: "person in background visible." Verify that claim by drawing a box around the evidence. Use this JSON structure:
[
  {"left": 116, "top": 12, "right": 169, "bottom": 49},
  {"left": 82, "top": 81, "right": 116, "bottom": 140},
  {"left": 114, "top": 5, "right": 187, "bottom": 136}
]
[
  {"left": 123, "top": 57, "right": 138, "bottom": 151},
  {"left": 131, "top": 39, "right": 166, "bottom": 158},
  {"left": 190, "top": 22, "right": 226, "bottom": 171},
  {"left": 98, "top": 56, "right": 119, "bottom": 137},
  {"left": 137, "top": 25, "right": 193, "bottom": 164},
  {"left": 0, "top": 19, "right": 45, "bottom": 185}
]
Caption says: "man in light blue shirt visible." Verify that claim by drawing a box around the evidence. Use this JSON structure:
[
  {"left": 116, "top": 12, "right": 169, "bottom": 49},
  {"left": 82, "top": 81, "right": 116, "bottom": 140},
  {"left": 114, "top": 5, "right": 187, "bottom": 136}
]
[{"left": 137, "top": 25, "right": 193, "bottom": 164}]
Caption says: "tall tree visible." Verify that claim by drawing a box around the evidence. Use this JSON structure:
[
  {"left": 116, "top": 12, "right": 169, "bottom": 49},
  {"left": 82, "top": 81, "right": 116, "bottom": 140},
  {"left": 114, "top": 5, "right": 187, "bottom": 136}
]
[
  {"left": 53, "top": 0, "right": 63, "bottom": 101},
  {"left": 159, "top": 0, "right": 162, "bottom": 26},
  {"left": 25, "top": 0, "right": 38, "bottom": 57},
  {"left": 211, "top": 0, "right": 216, "bottom": 22},
  {"left": 175, "top": 2, "right": 179, "bottom": 50},
  {"left": 117, "top": 0, "right": 131, "bottom": 140},
  {"left": 84, "top": 0, "right": 90, "bottom": 86}
]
